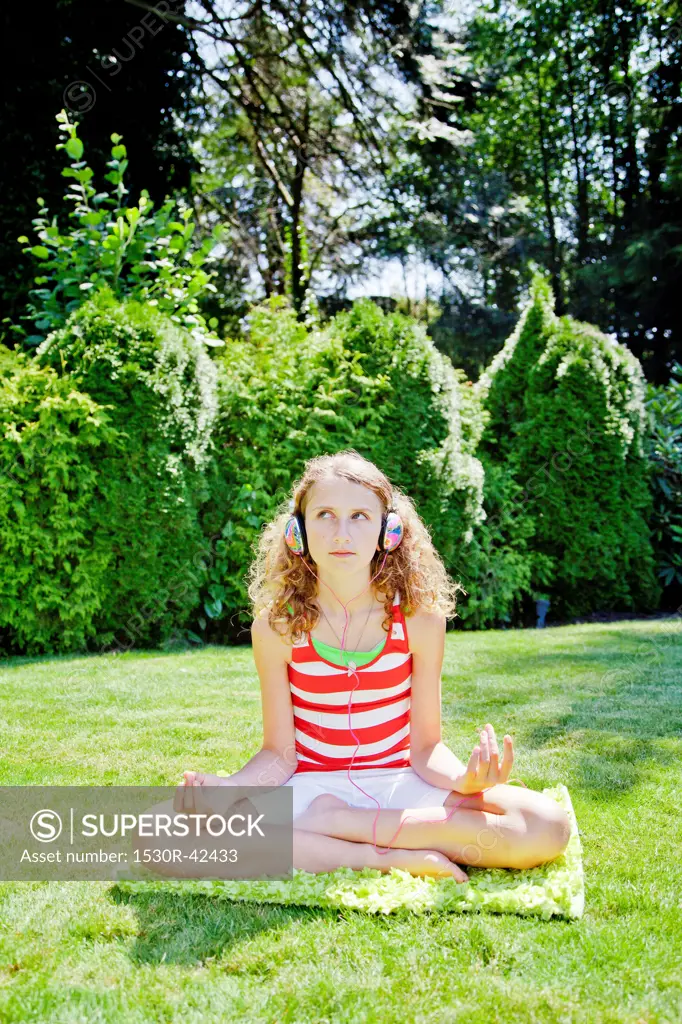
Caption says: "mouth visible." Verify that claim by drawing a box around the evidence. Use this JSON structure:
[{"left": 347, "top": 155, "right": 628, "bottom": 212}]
[{"left": 330, "top": 552, "right": 355, "bottom": 557}]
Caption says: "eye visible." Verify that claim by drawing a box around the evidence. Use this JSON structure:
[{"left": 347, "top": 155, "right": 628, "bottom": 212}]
[{"left": 317, "top": 510, "right": 368, "bottom": 520}]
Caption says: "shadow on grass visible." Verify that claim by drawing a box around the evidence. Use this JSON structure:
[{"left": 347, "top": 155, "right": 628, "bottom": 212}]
[{"left": 108, "top": 884, "right": 332, "bottom": 967}]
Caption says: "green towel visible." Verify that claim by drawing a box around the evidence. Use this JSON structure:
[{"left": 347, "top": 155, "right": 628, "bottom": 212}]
[{"left": 114, "top": 784, "right": 584, "bottom": 920}]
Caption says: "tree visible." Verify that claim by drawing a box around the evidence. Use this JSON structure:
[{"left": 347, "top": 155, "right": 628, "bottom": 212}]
[
  {"left": 124, "top": 0, "right": 434, "bottom": 319},
  {"left": 367, "top": 0, "right": 682, "bottom": 384},
  {"left": 1, "top": 0, "right": 204, "bottom": 346}
]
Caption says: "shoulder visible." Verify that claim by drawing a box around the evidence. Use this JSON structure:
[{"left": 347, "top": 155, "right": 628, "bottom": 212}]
[
  {"left": 251, "top": 606, "right": 271, "bottom": 632},
  {"left": 251, "top": 608, "right": 293, "bottom": 650},
  {"left": 405, "top": 605, "right": 446, "bottom": 655}
]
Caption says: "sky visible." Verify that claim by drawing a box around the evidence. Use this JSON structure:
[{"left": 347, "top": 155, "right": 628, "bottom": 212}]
[{"left": 328, "top": 258, "right": 449, "bottom": 301}]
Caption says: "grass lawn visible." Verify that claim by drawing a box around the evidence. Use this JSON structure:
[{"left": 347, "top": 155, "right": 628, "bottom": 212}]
[{"left": 0, "top": 617, "right": 680, "bottom": 1023}]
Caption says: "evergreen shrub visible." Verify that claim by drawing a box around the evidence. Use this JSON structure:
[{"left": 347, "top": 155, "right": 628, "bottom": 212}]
[
  {"left": 0, "top": 289, "right": 219, "bottom": 654},
  {"left": 465, "top": 273, "right": 660, "bottom": 626}
]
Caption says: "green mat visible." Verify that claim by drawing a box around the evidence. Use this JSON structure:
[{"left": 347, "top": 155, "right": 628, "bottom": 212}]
[{"left": 114, "top": 784, "right": 583, "bottom": 921}]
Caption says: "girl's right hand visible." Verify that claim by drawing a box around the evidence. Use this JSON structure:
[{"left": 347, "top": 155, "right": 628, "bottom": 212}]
[{"left": 173, "top": 770, "right": 243, "bottom": 818}]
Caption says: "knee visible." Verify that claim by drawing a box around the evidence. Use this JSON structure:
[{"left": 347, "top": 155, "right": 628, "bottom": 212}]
[{"left": 512, "top": 803, "right": 572, "bottom": 870}]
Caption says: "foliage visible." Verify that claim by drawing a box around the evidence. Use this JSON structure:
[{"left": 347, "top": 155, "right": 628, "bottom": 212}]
[
  {"left": 645, "top": 362, "right": 682, "bottom": 599},
  {"left": 428, "top": 295, "right": 518, "bottom": 384},
  {"left": 35, "top": 286, "right": 219, "bottom": 473},
  {"left": 455, "top": 459, "right": 554, "bottom": 630},
  {"left": 283, "top": 221, "right": 318, "bottom": 324},
  {"left": 195, "top": 296, "right": 486, "bottom": 644},
  {"left": 465, "top": 272, "right": 661, "bottom": 627},
  {"left": 13, "top": 110, "right": 225, "bottom": 350},
  {"left": 0, "top": 343, "right": 22, "bottom": 378},
  {"left": 0, "top": 354, "right": 118, "bottom": 654},
  {"left": 0, "top": 0, "right": 203, "bottom": 347},
  {"left": 371, "top": 0, "right": 682, "bottom": 385},
  {"left": 0, "top": 292, "right": 219, "bottom": 655}
]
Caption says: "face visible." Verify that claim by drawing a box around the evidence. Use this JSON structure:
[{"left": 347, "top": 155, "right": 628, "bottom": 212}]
[{"left": 303, "top": 477, "right": 384, "bottom": 569}]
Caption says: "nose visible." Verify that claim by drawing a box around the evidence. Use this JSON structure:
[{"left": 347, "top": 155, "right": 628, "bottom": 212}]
[{"left": 332, "top": 518, "right": 353, "bottom": 542}]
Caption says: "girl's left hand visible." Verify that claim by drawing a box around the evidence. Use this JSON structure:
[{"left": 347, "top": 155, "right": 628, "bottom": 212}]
[{"left": 452, "top": 724, "right": 514, "bottom": 794}]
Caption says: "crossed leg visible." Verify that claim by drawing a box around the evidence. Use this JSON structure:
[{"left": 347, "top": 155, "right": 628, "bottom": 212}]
[
  {"left": 129, "top": 796, "right": 469, "bottom": 881},
  {"left": 294, "top": 783, "right": 572, "bottom": 870}
]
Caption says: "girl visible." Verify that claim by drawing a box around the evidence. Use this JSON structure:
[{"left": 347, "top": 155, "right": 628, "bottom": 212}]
[{"left": 177, "top": 450, "right": 571, "bottom": 882}]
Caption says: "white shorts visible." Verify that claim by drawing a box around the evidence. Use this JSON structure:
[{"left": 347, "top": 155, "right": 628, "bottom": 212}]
[{"left": 281, "top": 766, "right": 454, "bottom": 822}]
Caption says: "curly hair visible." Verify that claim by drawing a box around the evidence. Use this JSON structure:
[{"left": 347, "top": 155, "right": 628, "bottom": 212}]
[{"left": 246, "top": 449, "right": 467, "bottom": 645}]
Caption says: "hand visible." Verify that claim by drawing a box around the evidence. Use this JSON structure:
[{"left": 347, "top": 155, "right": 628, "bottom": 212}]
[
  {"left": 173, "top": 770, "right": 243, "bottom": 820},
  {"left": 451, "top": 724, "right": 514, "bottom": 795}
]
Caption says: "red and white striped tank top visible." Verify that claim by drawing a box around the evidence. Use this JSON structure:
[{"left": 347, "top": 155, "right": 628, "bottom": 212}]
[{"left": 288, "top": 590, "right": 412, "bottom": 774}]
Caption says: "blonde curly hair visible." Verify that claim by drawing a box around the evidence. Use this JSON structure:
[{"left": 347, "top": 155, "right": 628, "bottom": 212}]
[{"left": 246, "top": 449, "right": 466, "bottom": 645}]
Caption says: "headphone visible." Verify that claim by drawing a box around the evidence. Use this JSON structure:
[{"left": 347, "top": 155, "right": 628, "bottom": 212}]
[
  {"left": 284, "top": 499, "right": 404, "bottom": 559},
  {"left": 282, "top": 494, "right": 473, "bottom": 862}
]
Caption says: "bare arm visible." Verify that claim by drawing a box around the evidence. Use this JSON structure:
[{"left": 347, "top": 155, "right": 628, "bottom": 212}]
[
  {"left": 407, "top": 609, "right": 468, "bottom": 791},
  {"left": 405, "top": 610, "right": 464, "bottom": 786},
  {"left": 222, "top": 612, "right": 298, "bottom": 788},
  {"left": 408, "top": 610, "right": 516, "bottom": 794}
]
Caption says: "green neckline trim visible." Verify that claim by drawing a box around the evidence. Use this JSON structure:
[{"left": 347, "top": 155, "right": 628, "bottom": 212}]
[
  {"left": 312, "top": 634, "right": 386, "bottom": 656},
  {"left": 286, "top": 601, "right": 388, "bottom": 656}
]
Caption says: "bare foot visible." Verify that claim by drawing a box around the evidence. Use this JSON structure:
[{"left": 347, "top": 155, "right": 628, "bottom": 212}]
[
  {"left": 379, "top": 846, "right": 469, "bottom": 883},
  {"left": 297, "top": 795, "right": 469, "bottom": 882}
]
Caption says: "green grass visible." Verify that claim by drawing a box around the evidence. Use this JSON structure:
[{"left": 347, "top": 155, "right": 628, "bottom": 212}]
[{"left": 0, "top": 617, "right": 680, "bottom": 1023}]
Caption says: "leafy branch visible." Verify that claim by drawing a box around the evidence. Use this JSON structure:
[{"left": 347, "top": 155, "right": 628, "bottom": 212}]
[{"left": 12, "top": 109, "right": 227, "bottom": 348}]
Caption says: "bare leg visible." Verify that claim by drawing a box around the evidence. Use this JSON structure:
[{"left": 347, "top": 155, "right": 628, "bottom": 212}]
[
  {"left": 292, "top": 827, "right": 469, "bottom": 881},
  {"left": 296, "top": 786, "right": 572, "bottom": 870},
  {"left": 130, "top": 797, "right": 468, "bottom": 881}
]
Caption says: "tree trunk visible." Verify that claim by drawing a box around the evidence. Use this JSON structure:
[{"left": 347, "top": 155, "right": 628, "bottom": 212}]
[
  {"left": 532, "top": 16, "right": 563, "bottom": 311},
  {"left": 290, "top": 93, "right": 310, "bottom": 317}
]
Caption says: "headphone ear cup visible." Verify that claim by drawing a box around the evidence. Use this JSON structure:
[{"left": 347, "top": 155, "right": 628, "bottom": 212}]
[
  {"left": 381, "top": 511, "right": 404, "bottom": 552},
  {"left": 297, "top": 513, "right": 308, "bottom": 557},
  {"left": 284, "top": 513, "right": 307, "bottom": 556}
]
